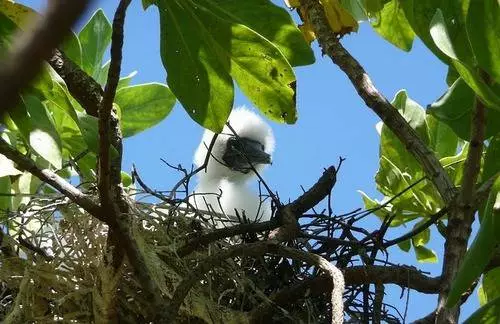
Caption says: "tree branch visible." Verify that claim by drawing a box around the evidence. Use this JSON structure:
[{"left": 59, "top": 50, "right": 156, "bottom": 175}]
[
  {"left": 177, "top": 165, "right": 338, "bottom": 256},
  {"left": 0, "top": 137, "right": 101, "bottom": 219},
  {"left": 0, "top": 0, "right": 90, "bottom": 117},
  {"left": 436, "top": 95, "right": 486, "bottom": 323},
  {"left": 298, "top": 0, "right": 456, "bottom": 205},
  {"left": 48, "top": 49, "right": 102, "bottom": 117},
  {"left": 250, "top": 265, "right": 441, "bottom": 323},
  {"left": 167, "top": 241, "right": 344, "bottom": 324}
]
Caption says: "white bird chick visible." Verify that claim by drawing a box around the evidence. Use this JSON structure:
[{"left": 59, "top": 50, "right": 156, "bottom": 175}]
[{"left": 191, "top": 107, "right": 275, "bottom": 226}]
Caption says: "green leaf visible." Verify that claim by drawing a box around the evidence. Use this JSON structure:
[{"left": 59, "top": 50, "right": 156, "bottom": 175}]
[
  {"left": 414, "top": 245, "right": 438, "bottom": 263},
  {"left": 341, "top": 0, "right": 368, "bottom": 21},
  {"left": 0, "top": 176, "right": 12, "bottom": 215},
  {"left": 428, "top": 78, "right": 500, "bottom": 140},
  {"left": 0, "top": 154, "right": 21, "bottom": 177},
  {"left": 115, "top": 83, "right": 176, "bottom": 137},
  {"left": 121, "top": 171, "right": 133, "bottom": 187},
  {"left": 96, "top": 60, "right": 110, "bottom": 87},
  {"left": 16, "top": 95, "right": 62, "bottom": 169},
  {"left": 208, "top": 0, "right": 315, "bottom": 67},
  {"left": 76, "top": 112, "right": 100, "bottom": 154},
  {"left": 440, "top": 143, "right": 468, "bottom": 186},
  {"left": 78, "top": 9, "right": 112, "bottom": 78},
  {"left": 401, "top": 0, "right": 471, "bottom": 65},
  {"left": 481, "top": 268, "right": 500, "bottom": 305},
  {"left": 466, "top": 0, "right": 500, "bottom": 84},
  {"left": 429, "top": 10, "right": 500, "bottom": 110},
  {"left": 0, "top": 134, "right": 21, "bottom": 177},
  {"left": 426, "top": 114, "right": 458, "bottom": 159},
  {"left": 447, "top": 178, "right": 500, "bottom": 308},
  {"left": 372, "top": 0, "right": 415, "bottom": 51},
  {"left": 411, "top": 219, "right": 430, "bottom": 247},
  {"left": 463, "top": 295, "right": 500, "bottom": 324},
  {"left": 118, "top": 71, "right": 137, "bottom": 89},
  {"left": 12, "top": 171, "right": 41, "bottom": 210},
  {"left": 61, "top": 31, "right": 83, "bottom": 67},
  {"left": 397, "top": 239, "right": 411, "bottom": 252},
  {"left": 150, "top": 0, "right": 297, "bottom": 132},
  {"left": 483, "top": 134, "right": 500, "bottom": 185}
]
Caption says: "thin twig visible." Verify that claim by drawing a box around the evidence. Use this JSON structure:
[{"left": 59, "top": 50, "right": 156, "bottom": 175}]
[{"left": 0, "top": 137, "right": 101, "bottom": 219}]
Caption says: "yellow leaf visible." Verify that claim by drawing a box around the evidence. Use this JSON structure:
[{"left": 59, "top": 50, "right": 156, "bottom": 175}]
[
  {"left": 298, "top": 7, "right": 317, "bottom": 43},
  {"left": 320, "top": 0, "right": 358, "bottom": 36},
  {"left": 0, "top": 0, "right": 37, "bottom": 27}
]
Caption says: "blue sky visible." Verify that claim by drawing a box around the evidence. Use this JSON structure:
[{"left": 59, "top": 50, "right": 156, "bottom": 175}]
[{"left": 20, "top": 0, "right": 478, "bottom": 321}]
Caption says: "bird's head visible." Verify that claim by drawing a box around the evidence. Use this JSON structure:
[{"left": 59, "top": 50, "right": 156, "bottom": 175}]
[{"left": 194, "top": 107, "right": 275, "bottom": 182}]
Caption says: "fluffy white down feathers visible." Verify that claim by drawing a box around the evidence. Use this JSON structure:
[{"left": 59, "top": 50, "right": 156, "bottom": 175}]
[{"left": 190, "top": 107, "right": 275, "bottom": 225}]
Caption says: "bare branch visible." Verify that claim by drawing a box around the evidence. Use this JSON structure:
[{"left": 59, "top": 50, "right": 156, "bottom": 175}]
[
  {"left": 0, "top": 137, "right": 101, "bottom": 219},
  {"left": 0, "top": 0, "right": 91, "bottom": 116},
  {"left": 298, "top": 0, "right": 456, "bottom": 205}
]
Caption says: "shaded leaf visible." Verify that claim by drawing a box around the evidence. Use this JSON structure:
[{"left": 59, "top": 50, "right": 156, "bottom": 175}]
[
  {"left": 428, "top": 79, "right": 500, "bottom": 141},
  {"left": 397, "top": 239, "right": 411, "bottom": 252},
  {"left": 151, "top": 0, "right": 297, "bottom": 132},
  {"left": 429, "top": 9, "right": 500, "bottom": 110},
  {"left": 466, "top": 0, "right": 500, "bottom": 84}
]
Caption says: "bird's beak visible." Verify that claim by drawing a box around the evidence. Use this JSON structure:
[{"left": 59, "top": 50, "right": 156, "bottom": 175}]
[{"left": 223, "top": 136, "right": 271, "bottom": 173}]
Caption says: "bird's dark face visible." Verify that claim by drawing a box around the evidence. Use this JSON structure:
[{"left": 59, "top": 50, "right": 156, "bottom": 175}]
[{"left": 222, "top": 136, "right": 271, "bottom": 173}]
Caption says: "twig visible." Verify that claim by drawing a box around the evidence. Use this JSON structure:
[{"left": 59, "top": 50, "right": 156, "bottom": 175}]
[
  {"left": 0, "top": 137, "right": 101, "bottom": 219},
  {"left": 167, "top": 241, "right": 344, "bottom": 324},
  {"left": 0, "top": 0, "right": 91, "bottom": 116},
  {"left": 250, "top": 265, "right": 441, "bottom": 323},
  {"left": 382, "top": 207, "right": 449, "bottom": 248},
  {"left": 298, "top": 0, "right": 455, "bottom": 205}
]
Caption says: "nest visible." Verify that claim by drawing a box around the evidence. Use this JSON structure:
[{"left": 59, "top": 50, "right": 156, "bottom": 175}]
[{"left": 0, "top": 167, "right": 405, "bottom": 323}]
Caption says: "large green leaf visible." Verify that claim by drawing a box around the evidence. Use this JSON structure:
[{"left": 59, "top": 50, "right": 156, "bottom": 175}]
[
  {"left": 464, "top": 295, "right": 500, "bottom": 324},
  {"left": 447, "top": 177, "right": 500, "bottom": 308},
  {"left": 429, "top": 9, "right": 500, "bottom": 110},
  {"left": 115, "top": 83, "right": 176, "bottom": 137},
  {"left": 148, "top": 0, "right": 297, "bottom": 132},
  {"left": 78, "top": 9, "right": 112, "bottom": 78},
  {"left": 428, "top": 78, "right": 500, "bottom": 140},
  {"left": 426, "top": 114, "right": 458, "bottom": 159},
  {"left": 466, "top": 0, "right": 500, "bottom": 84},
  {"left": 207, "top": 0, "right": 315, "bottom": 67},
  {"left": 61, "top": 31, "right": 83, "bottom": 67},
  {"left": 401, "top": 0, "right": 471, "bottom": 64},
  {"left": 371, "top": 0, "right": 415, "bottom": 51},
  {"left": 439, "top": 143, "right": 468, "bottom": 186}
]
